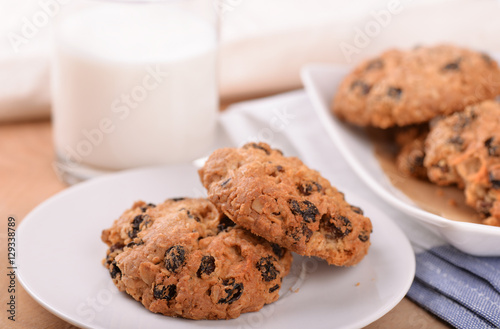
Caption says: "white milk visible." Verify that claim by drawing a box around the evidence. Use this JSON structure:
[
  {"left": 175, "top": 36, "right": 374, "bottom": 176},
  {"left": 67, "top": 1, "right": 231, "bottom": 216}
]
[{"left": 52, "top": 4, "right": 218, "bottom": 170}]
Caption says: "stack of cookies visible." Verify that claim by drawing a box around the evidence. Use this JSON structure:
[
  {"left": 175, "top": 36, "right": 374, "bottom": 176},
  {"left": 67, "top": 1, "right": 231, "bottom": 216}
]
[
  {"left": 101, "top": 142, "right": 373, "bottom": 320},
  {"left": 332, "top": 44, "right": 500, "bottom": 226}
]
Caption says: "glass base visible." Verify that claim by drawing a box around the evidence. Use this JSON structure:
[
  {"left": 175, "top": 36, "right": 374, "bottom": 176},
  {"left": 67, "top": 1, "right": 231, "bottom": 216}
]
[
  {"left": 53, "top": 154, "right": 211, "bottom": 186},
  {"left": 53, "top": 155, "right": 117, "bottom": 185}
]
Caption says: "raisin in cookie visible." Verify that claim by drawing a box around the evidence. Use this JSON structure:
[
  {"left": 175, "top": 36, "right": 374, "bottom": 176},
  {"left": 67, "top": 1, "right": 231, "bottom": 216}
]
[
  {"left": 424, "top": 101, "right": 500, "bottom": 226},
  {"left": 332, "top": 44, "right": 500, "bottom": 128},
  {"left": 101, "top": 198, "right": 292, "bottom": 320},
  {"left": 198, "top": 142, "right": 372, "bottom": 266}
]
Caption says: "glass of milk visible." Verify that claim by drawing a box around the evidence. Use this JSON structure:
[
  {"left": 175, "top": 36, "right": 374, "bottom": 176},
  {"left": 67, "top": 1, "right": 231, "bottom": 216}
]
[{"left": 51, "top": 0, "right": 219, "bottom": 184}]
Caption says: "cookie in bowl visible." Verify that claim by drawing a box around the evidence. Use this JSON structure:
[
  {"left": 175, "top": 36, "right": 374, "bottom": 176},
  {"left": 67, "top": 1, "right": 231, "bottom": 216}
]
[
  {"left": 424, "top": 100, "right": 500, "bottom": 226},
  {"left": 332, "top": 44, "right": 500, "bottom": 128},
  {"left": 394, "top": 124, "right": 430, "bottom": 180}
]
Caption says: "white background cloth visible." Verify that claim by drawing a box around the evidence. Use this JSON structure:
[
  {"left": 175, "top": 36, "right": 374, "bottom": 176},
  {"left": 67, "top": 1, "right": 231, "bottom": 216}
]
[{"left": 1, "top": 0, "right": 500, "bottom": 121}]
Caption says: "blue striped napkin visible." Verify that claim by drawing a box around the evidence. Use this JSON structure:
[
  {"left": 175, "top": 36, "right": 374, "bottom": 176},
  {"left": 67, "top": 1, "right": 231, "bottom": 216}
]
[{"left": 407, "top": 245, "right": 500, "bottom": 329}]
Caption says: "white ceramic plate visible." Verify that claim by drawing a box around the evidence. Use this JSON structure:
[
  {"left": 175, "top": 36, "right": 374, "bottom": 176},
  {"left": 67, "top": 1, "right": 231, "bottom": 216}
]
[
  {"left": 301, "top": 64, "right": 500, "bottom": 256},
  {"left": 18, "top": 164, "right": 414, "bottom": 329}
]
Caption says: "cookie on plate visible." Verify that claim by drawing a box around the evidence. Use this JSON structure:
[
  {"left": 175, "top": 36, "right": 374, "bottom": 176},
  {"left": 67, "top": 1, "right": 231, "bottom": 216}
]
[
  {"left": 424, "top": 100, "right": 500, "bottom": 226},
  {"left": 101, "top": 198, "right": 292, "bottom": 320},
  {"left": 332, "top": 44, "right": 500, "bottom": 128},
  {"left": 198, "top": 142, "right": 372, "bottom": 266}
]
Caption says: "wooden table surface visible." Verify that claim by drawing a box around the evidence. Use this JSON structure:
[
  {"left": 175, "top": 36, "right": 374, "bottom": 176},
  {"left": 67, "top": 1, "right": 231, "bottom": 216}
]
[{"left": 0, "top": 119, "right": 449, "bottom": 329}]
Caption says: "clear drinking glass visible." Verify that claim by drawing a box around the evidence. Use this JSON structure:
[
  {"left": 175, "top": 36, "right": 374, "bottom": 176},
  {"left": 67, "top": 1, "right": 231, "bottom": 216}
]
[{"left": 51, "top": 0, "right": 219, "bottom": 184}]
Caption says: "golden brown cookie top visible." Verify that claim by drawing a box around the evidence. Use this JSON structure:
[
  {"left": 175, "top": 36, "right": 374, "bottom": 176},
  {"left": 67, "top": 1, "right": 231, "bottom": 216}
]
[
  {"left": 199, "top": 142, "right": 372, "bottom": 266},
  {"left": 101, "top": 198, "right": 292, "bottom": 320},
  {"left": 332, "top": 44, "right": 500, "bottom": 128}
]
